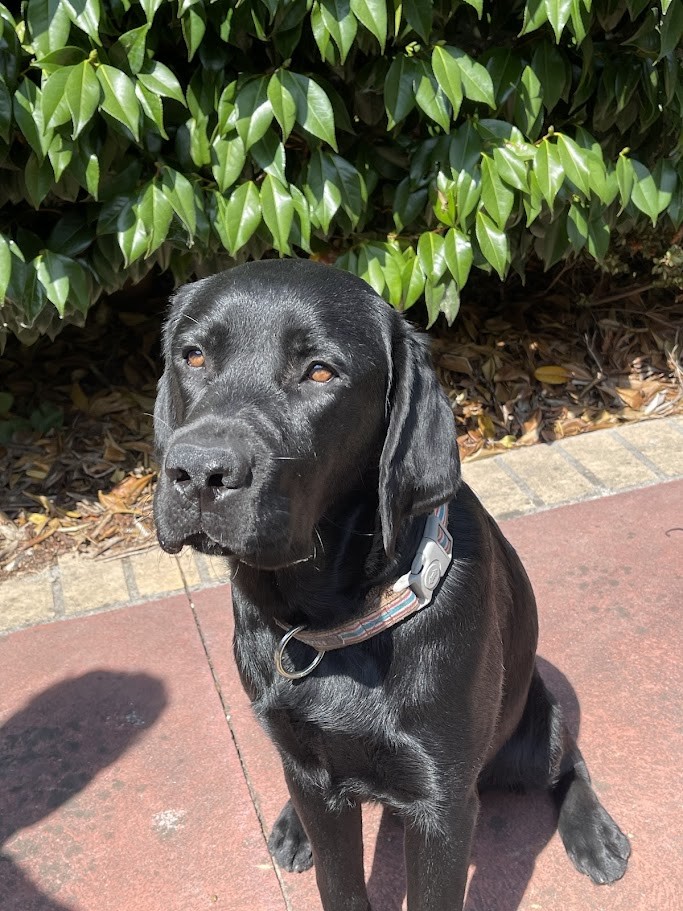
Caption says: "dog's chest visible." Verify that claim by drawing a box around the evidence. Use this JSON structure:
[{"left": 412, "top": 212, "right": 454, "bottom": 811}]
[{"left": 255, "top": 679, "right": 441, "bottom": 820}]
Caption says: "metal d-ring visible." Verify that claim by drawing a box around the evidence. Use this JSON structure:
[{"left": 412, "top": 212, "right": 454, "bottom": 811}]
[{"left": 274, "top": 625, "right": 326, "bottom": 680}]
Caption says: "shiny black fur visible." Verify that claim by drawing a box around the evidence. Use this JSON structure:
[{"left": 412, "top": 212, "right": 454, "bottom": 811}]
[{"left": 153, "top": 260, "right": 629, "bottom": 910}]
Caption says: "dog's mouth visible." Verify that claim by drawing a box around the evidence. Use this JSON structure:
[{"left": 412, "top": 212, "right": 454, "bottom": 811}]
[{"left": 157, "top": 523, "right": 315, "bottom": 572}]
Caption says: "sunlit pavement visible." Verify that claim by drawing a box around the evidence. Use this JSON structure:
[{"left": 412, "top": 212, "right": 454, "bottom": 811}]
[{"left": 1, "top": 479, "right": 681, "bottom": 910}]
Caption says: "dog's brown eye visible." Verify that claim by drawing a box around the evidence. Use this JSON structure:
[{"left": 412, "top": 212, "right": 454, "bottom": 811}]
[
  {"left": 185, "top": 348, "right": 205, "bottom": 368},
  {"left": 307, "top": 364, "right": 334, "bottom": 383}
]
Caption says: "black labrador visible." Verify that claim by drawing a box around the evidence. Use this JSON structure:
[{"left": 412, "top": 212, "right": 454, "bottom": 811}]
[{"left": 153, "top": 260, "right": 629, "bottom": 910}]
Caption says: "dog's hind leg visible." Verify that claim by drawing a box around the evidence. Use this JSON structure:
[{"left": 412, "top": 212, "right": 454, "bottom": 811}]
[{"left": 479, "top": 668, "right": 630, "bottom": 884}]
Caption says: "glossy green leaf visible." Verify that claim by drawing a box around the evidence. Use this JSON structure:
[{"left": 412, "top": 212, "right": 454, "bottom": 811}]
[
  {"left": 444, "top": 228, "right": 473, "bottom": 288},
  {"left": 62, "top": 0, "right": 101, "bottom": 44},
  {"left": 443, "top": 47, "right": 495, "bottom": 107},
  {"left": 35, "top": 250, "right": 70, "bottom": 313},
  {"left": 250, "top": 130, "right": 286, "bottom": 184},
  {"left": 660, "top": 0, "right": 683, "bottom": 59},
  {"left": 24, "top": 153, "right": 53, "bottom": 208},
  {"left": 513, "top": 65, "right": 543, "bottom": 138},
  {"left": 289, "top": 184, "right": 311, "bottom": 252},
  {"left": 305, "top": 150, "right": 366, "bottom": 232},
  {"left": 493, "top": 146, "right": 529, "bottom": 191},
  {"left": 47, "top": 133, "right": 72, "bottom": 182},
  {"left": 454, "top": 169, "right": 482, "bottom": 228},
  {"left": 567, "top": 202, "right": 588, "bottom": 252},
  {"left": 136, "top": 82, "right": 167, "bottom": 137},
  {"left": 350, "top": 0, "right": 387, "bottom": 51},
  {"left": 14, "top": 80, "right": 53, "bottom": 159},
  {"left": 448, "top": 121, "right": 483, "bottom": 173},
  {"left": 268, "top": 71, "right": 297, "bottom": 141},
  {"left": 475, "top": 209, "right": 509, "bottom": 279},
  {"left": 531, "top": 41, "right": 568, "bottom": 111},
  {"left": 230, "top": 77, "right": 274, "bottom": 151},
  {"left": 27, "top": 0, "right": 71, "bottom": 58},
  {"left": 140, "top": 0, "right": 163, "bottom": 23},
  {"left": 403, "top": 0, "right": 433, "bottom": 42},
  {"left": 137, "top": 62, "right": 185, "bottom": 104},
  {"left": 65, "top": 61, "right": 100, "bottom": 138},
  {"left": 520, "top": 0, "right": 548, "bottom": 35},
  {"left": 31, "top": 45, "right": 87, "bottom": 75},
  {"left": 431, "top": 46, "right": 463, "bottom": 119},
  {"left": 181, "top": 5, "right": 206, "bottom": 61},
  {"left": 161, "top": 168, "right": 197, "bottom": 237},
  {"left": 139, "top": 181, "right": 173, "bottom": 256},
  {"left": 42, "top": 66, "right": 73, "bottom": 129},
  {"left": 417, "top": 232, "right": 447, "bottom": 282},
  {"left": 0, "top": 78, "right": 10, "bottom": 143},
  {"left": 586, "top": 210, "right": 610, "bottom": 261},
  {"left": 97, "top": 65, "right": 140, "bottom": 140},
  {"left": 393, "top": 178, "right": 429, "bottom": 232},
  {"left": 215, "top": 181, "right": 261, "bottom": 255},
  {"left": 414, "top": 61, "right": 451, "bottom": 131},
  {"left": 280, "top": 71, "right": 337, "bottom": 150},
  {"left": 401, "top": 251, "right": 426, "bottom": 310},
  {"left": 424, "top": 280, "right": 445, "bottom": 327},
  {"left": 210, "top": 136, "right": 245, "bottom": 192},
  {"left": 0, "top": 234, "right": 11, "bottom": 303},
  {"left": 630, "top": 159, "right": 674, "bottom": 224},
  {"left": 438, "top": 280, "right": 460, "bottom": 325},
  {"left": 534, "top": 140, "right": 564, "bottom": 209},
  {"left": 385, "top": 55, "right": 419, "bottom": 128},
  {"left": 116, "top": 195, "right": 149, "bottom": 266},
  {"left": 556, "top": 134, "right": 591, "bottom": 196},
  {"left": 111, "top": 24, "right": 149, "bottom": 75},
  {"left": 544, "top": 0, "right": 572, "bottom": 41},
  {"left": 486, "top": 48, "right": 524, "bottom": 107},
  {"left": 315, "top": 0, "right": 357, "bottom": 62},
  {"left": 481, "top": 155, "right": 514, "bottom": 229}
]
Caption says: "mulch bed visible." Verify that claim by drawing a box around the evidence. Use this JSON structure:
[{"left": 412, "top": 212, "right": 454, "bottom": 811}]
[{"left": 1, "top": 268, "right": 681, "bottom": 578}]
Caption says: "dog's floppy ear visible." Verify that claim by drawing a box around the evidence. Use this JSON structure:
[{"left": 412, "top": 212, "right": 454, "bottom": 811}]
[
  {"left": 153, "top": 370, "right": 180, "bottom": 461},
  {"left": 153, "top": 288, "right": 189, "bottom": 460},
  {"left": 379, "top": 323, "right": 461, "bottom": 556}
]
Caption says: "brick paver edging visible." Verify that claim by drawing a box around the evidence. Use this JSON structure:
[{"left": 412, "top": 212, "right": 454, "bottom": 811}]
[{"left": 2, "top": 414, "right": 682, "bottom": 636}]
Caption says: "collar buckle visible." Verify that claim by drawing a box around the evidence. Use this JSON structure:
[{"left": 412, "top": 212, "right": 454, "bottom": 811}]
[{"left": 393, "top": 509, "right": 453, "bottom": 607}]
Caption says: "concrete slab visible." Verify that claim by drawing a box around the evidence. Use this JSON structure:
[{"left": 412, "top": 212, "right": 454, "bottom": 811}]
[{"left": 0, "top": 596, "right": 285, "bottom": 911}]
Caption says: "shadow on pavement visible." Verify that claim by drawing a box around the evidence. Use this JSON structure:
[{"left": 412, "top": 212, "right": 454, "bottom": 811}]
[
  {"left": 0, "top": 670, "right": 167, "bottom": 911},
  {"left": 366, "top": 656, "right": 580, "bottom": 911}
]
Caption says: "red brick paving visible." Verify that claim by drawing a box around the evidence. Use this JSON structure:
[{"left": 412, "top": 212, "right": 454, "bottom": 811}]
[
  {"left": 0, "top": 595, "right": 285, "bottom": 911},
  {"left": 1, "top": 480, "right": 681, "bottom": 910}
]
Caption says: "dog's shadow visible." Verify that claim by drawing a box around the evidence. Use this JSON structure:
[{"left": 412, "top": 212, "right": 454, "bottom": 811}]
[
  {"left": 0, "top": 670, "right": 167, "bottom": 911},
  {"left": 366, "top": 657, "right": 578, "bottom": 911}
]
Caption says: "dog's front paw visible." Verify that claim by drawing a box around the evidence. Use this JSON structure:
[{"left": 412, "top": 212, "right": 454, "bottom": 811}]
[
  {"left": 563, "top": 801, "right": 630, "bottom": 885},
  {"left": 268, "top": 801, "right": 314, "bottom": 873}
]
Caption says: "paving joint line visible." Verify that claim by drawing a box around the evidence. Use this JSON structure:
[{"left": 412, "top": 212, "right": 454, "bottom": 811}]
[
  {"left": 192, "top": 551, "right": 214, "bottom": 586},
  {"left": 611, "top": 429, "right": 670, "bottom": 481},
  {"left": 121, "top": 556, "right": 140, "bottom": 602},
  {"left": 184, "top": 596, "right": 294, "bottom": 911},
  {"left": 555, "top": 443, "right": 607, "bottom": 492},
  {"left": 50, "top": 565, "right": 65, "bottom": 620},
  {"left": 494, "top": 455, "right": 546, "bottom": 509}
]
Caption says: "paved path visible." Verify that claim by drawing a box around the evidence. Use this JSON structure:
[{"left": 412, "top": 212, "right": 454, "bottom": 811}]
[{"left": 0, "top": 417, "right": 681, "bottom": 910}]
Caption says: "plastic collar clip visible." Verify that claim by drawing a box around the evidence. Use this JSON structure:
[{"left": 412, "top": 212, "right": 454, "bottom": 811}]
[{"left": 392, "top": 510, "right": 453, "bottom": 607}]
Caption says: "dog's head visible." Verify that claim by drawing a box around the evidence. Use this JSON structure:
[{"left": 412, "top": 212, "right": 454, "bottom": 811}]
[{"left": 153, "top": 260, "right": 460, "bottom": 569}]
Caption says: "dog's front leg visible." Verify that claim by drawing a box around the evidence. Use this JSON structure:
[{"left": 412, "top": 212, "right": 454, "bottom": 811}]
[
  {"left": 404, "top": 791, "right": 478, "bottom": 911},
  {"left": 285, "top": 771, "right": 370, "bottom": 911}
]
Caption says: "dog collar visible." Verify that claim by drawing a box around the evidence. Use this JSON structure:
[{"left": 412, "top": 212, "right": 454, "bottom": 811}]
[{"left": 274, "top": 504, "right": 453, "bottom": 680}]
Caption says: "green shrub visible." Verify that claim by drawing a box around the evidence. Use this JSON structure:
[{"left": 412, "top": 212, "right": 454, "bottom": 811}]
[{"left": 1, "top": 0, "right": 682, "bottom": 347}]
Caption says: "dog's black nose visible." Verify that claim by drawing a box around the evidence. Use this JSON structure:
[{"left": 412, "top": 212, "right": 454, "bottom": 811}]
[{"left": 165, "top": 442, "right": 251, "bottom": 494}]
